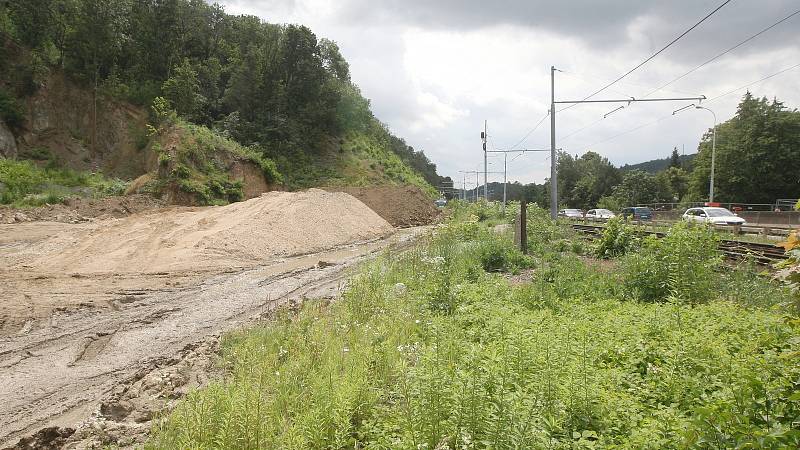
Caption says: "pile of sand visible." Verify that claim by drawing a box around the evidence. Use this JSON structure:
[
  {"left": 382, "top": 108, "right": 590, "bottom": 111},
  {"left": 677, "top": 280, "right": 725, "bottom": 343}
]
[
  {"left": 329, "top": 185, "right": 440, "bottom": 227},
  {"left": 14, "top": 189, "right": 393, "bottom": 274}
]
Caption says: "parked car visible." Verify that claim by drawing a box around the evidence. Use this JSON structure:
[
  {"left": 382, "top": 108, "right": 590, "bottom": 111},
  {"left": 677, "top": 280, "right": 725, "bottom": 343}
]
[
  {"left": 620, "top": 207, "right": 653, "bottom": 221},
  {"left": 682, "top": 207, "right": 745, "bottom": 225},
  {"left": 434, "top": 198, "right": 447, "bottom": 208},
  {"left": 558, "top": 209, "right": 584, "bottom": 218},
  {"left": 585, "top": 208, "right": 615, "bottom": 220}
]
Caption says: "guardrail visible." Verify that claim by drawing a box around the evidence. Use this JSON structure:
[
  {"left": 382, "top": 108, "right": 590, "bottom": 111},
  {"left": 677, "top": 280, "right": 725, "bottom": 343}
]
[
  {"left": 568, "top": 217, "right": 796, "bottom": 239},
  {"left": 570, "top": 223, "right": 788, "bottom": 265}
]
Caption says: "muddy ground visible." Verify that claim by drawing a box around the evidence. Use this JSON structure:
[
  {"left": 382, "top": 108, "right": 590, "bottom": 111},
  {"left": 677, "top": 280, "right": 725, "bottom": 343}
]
[
  {"left": 0, "top": 221, "right": 426, "bottom": 449},
  {"left": 0, "top": 195, "right": 166, "bottom": 225},
  {"left": 0, "top": 189, "right": 428, "bottom": 448}
]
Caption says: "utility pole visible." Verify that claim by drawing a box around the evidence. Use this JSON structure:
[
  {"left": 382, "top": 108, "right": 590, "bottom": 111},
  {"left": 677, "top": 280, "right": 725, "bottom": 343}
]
[
  {"left": 551, "top": 64, "right": 706, "bottom": 217},
  {"left": 475, "top": 171, "right": 479, "bottom": 202},
  {"left": 503, "top": 153, "right": 507, "bottom": 211},
  {"left": 672, "top": 104, "right": 717, "bottom": 202},
  {"left": 550, "top": 66, "right": 557, "bottom": 220},
  {"left": 481, "top": 121, "right": 488, "bottom": 201},
  {"left": 486, "top": 148, "right": 550, "bottom": 210},
  {"left": 695, "top": 106, "right": 717, "bottom": 203}
]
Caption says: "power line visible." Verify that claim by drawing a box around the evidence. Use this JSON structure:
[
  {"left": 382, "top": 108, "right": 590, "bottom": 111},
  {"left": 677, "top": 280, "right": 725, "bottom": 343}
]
[
  {"left": 560, "top": 68, "right": 697, "bottom": 98},
  {"left": 558, "top": 0, "right": 732, "bottom": 113},
  {"left": 558, "top": 8, "right": 799, "bottom": 141},
  {"left": 705, "top": 62, "right": 800, "bottom": 102},
  {"left": 643, "top": 8, "right": 800, "bottom": 98},
  {"left": 580, "top": 62, "right": 800, "bottom": 149},
  {"left": 509, "top": 111, "right": 549, "bottom": 149}
]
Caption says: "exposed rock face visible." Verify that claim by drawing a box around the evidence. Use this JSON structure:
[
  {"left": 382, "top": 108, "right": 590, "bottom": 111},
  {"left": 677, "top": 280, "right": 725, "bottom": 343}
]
[
  {"left": 16, "top": 73, "right": 154, "bottom": 179},
  {"left": 0, "top": 120, "right": 17, "bottom": 158}
]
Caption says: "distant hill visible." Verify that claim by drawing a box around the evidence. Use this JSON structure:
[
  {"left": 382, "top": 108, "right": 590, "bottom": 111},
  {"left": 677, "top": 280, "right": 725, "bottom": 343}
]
[{"left": 620, "top": 153, "right": 696, "bottom": 173}]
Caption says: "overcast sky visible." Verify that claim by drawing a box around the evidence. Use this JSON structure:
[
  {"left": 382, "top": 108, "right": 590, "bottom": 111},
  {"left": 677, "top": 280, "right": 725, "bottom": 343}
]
[{"left": 218, "top": 0, "right": 800, "bottom": 186}]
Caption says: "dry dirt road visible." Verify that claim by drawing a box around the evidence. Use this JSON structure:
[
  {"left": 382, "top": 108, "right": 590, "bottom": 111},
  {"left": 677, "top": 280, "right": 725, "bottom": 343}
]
[{"left": 0, "top": 217, "right": 427, "bottom": 448}]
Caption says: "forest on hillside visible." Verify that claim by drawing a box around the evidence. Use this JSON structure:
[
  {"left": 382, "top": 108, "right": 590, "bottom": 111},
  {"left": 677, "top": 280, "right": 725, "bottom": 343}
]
[{"left": 0, "top": 0, "right": 449, "bottom": 191}]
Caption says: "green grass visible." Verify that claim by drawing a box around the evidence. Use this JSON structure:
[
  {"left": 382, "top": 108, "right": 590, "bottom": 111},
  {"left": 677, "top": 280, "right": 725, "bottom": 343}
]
[
  {"left": 271, "top": 130, "right": 437, "bottom": 196},
  {"left": 146, "top": 202, "right": 800, "bottom": 449},
  {"left": 0, "top": 158, "right": 128, "bottom": 207},
  {"left": 156, "top": 120, "right": 281, "bottom": 205}
]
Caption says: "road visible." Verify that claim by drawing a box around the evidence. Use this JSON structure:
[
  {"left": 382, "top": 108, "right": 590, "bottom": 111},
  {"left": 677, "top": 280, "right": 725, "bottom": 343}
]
[{"left": 0, "top": 225, "right": 426, "bottom": 448}]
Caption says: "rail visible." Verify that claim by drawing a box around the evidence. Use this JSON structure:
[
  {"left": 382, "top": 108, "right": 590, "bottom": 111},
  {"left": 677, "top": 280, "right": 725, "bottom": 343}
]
[
  {"left": 570, "top": 223, "right": 788, "bottom": 265},
  {"left": 572, "top": 217, "right": 796, "bottom": 239}
]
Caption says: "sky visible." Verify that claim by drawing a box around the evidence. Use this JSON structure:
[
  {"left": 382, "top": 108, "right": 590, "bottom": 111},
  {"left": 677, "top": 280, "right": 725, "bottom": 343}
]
[{"left": 218, "top": 0, "right": 800, "bottom": 187}]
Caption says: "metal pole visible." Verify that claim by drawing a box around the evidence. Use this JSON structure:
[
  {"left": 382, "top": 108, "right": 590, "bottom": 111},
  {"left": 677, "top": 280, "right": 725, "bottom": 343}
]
[
  {"left": 550, "top": 66, "right": 557, "bottom": 220},
  {"left": 483, "top": 120, "right": 488, "bottom": 201},
  {"left": 695, "top": 106, "right": 717, "bottom": 203},
  {"left": 475, "top": 172, "right": 479, "bottom": 202},
  {"left": 503, "top": 153, "right": 508, "bottom": 211}
]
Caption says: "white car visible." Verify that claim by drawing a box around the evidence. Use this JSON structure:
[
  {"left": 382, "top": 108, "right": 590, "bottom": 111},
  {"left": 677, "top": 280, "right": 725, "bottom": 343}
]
[
  {"left": 586, "top": 208, "right": 616, "bottom": 220},
  {"left": 558, "top": 209, "right": 584, "bottom": 218},
  {"left": 682, "top": 207, "right": 745, "bottom": 225}
]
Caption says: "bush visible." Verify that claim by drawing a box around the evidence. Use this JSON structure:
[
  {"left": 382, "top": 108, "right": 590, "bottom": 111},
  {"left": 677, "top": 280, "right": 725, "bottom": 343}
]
[
  {"left": 0, "top": 158, "right": 128, "bottom": 206},
  {"left": 0, "top": 87, "right": 24, "bottom": 128},
  {"left": 622, "top": 221, "right": 721, "bottom": 302},
  {"left": 478, "top": 233, "right": 533, "bottom": 273},
  {"left": 594, "top": 216, "right": 638, "bottom": 258},
  {"left": 147, "top": 213, "right": 800, "bottom": 449}
]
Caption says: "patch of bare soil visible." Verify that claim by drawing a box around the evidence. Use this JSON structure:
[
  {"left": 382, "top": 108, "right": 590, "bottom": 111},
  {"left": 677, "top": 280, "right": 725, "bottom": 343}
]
[
  {"left": 0, "top": 189, "right": 422, "bottom": 448},
  {"left": 0, "top": 194, "right": 166, "bottom": 224},
  {"left": 328, "top": 185, "right": 440, "bottom": 227}
]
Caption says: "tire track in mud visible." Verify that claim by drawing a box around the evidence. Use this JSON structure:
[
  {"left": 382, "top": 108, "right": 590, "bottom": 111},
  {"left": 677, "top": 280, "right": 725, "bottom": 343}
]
[{"left": 0, "top": 227, "right": 426, "bottom": 449}]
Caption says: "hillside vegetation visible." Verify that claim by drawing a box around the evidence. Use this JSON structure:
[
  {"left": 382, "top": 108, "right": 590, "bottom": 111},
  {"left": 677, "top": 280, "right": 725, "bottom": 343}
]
[
  {"left": 0, "top": 0, "right": 446, "bottom": 205},
  {"left": 147, "top": 202, "right": 800, "bottom": 449}
]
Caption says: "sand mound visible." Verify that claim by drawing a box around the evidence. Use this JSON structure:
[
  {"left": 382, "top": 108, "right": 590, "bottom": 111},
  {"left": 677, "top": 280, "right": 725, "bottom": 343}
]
[
  {"left": 17, "top": 189, "right": 393, "bottom": 274},
  {"left": 329, "top": 185, "right": 440, "bottom": 227}
]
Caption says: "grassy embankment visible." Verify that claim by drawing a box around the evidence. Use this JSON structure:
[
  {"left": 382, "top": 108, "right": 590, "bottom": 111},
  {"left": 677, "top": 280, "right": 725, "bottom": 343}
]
[
  {"left": 147, "top": 202, "right": 800, "bottom": 449},
  {"left": 270, "top": 129, "right": 438, "bottom": 197},
  {"left": 0, "top": 157, "right": 127, "bottom": 207}
]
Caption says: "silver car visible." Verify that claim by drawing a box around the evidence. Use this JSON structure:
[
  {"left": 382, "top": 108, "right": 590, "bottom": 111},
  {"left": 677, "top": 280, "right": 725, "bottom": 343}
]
[
  {"left": 586, "top": 208, "right": 615, "bottom": 220},
  {"left": 558, "top": 209, "right": 584, "bottom": 218},
  {"left": 682, "top": 207, "right": 745, "bottom": 225}
]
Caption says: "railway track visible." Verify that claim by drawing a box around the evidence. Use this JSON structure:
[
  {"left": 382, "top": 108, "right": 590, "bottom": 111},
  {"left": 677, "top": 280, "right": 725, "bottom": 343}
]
[{"left": 571, "top": 224, "right": 788, "bottom": 265}]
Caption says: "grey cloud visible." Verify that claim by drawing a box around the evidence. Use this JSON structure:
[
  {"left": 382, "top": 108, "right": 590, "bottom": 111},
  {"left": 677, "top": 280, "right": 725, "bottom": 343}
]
[{"left": 336, "top": 0, "right": 800, "bottom": 63}]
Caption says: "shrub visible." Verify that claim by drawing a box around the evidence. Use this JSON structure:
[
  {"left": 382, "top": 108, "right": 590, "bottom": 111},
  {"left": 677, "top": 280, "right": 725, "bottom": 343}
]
[
  {"left": 478, "top": 233, "right": 532, "bottom": 273},
  {"left": 775, "top": 231, "right": 800, "bottom": 310},
  {"left": 594, "top": 216, "right": 638, "bottom": 258},
  {"left": 0, "top": 87, "right": 24, "bottom": 128},
  {"left": 622, "top": 221, "right": 721, "bottom": 302},
  {"left": 0, "top": 158, "right": 128, "bottom": 206}
]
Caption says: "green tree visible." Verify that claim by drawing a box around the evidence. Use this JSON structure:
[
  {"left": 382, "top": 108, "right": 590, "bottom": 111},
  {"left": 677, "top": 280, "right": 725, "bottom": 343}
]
[
  {"left": 657, "top": 166, "right": 689, "bottom": 202},
  {"left": 669, "top": 147, "right": 681, "bottom": 168},
  {"left": 556, "top": 150, "right": 621, "bottom": 209},
  {"left": 612, "top": 169, "right": 664, "bottom": 206},
  {"left": 689, "top": 92, "right": 800, "bottom": 203},
  {"left": 162, "top": 58, "right": 204, "bottom": 120}
]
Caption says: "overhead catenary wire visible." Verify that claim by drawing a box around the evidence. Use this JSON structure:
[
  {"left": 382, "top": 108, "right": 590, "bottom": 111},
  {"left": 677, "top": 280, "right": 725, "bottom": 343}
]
[
  {"left": 508, "top": 111, "right": 550, "bottom": 150},
  {"left": 643, "top": 7, "right": 800, "bottom": 98},
  {"left": 557, "top": 8, "right": 798, "bottom": 142},
  {"left": 579, "top": 62, "right": 800, "bottom": 150},
  {"left": 558, "top": 0, "right": 732, "bottom": 113}
]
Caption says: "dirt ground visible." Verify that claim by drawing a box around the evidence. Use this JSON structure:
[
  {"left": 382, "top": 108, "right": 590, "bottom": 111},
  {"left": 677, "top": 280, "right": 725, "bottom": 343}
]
[
  {"left": 0, "top": 195, "right": 166, "bottom": 224},
  {"left": 328, "top": 185, "right": 441, "bottom": 227},
  {"left": 0, "top": 189, "right": 424, "bottom": 448}
]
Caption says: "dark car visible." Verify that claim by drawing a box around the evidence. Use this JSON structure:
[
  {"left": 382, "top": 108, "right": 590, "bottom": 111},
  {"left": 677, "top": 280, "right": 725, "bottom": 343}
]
[{"left": 621, "top": 207, "right": 653, "bottom": 221}]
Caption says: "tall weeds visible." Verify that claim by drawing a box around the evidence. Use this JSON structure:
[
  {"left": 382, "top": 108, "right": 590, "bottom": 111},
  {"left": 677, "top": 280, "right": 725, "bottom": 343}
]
[{"left": 147, "top": 203, "right": 800, "bottom": 449}]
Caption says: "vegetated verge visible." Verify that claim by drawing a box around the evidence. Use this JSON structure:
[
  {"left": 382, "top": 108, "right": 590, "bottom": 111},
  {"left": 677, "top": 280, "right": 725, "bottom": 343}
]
[{"left": 146, "top": 201, "right": 799, "bottom": 449}]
